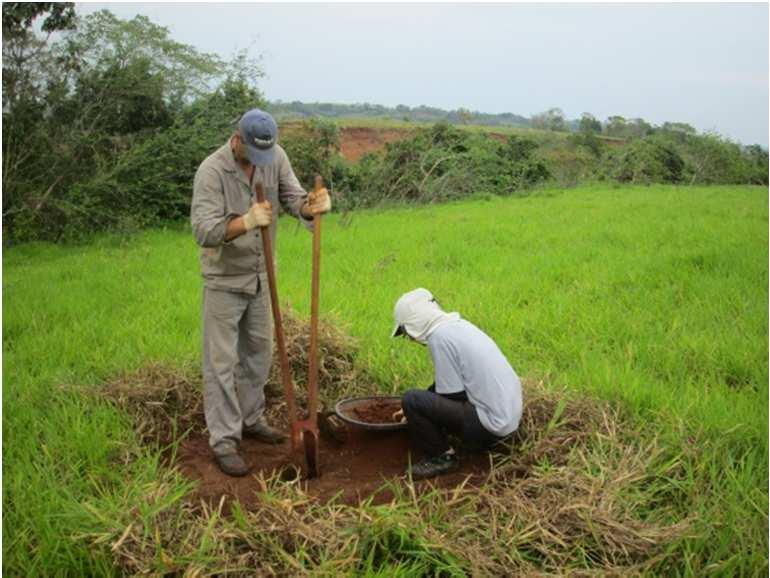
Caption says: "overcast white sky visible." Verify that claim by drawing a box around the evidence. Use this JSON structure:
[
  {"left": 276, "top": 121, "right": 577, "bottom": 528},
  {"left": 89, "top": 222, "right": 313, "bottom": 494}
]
[{"left": 77, "top": 2, "right": 769, "bottom": 146}]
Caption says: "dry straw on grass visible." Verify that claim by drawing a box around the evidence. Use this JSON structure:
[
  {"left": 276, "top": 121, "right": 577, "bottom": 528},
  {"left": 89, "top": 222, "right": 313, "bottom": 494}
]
[
  {"left": 87, "top": 312, "right": 689, "bottom": 576},
  {"left": 267, "top": 311, "right": 363, "bottom": 399},
  {"left": 99, "top": 363, "right": 204, "bottom": 446}
]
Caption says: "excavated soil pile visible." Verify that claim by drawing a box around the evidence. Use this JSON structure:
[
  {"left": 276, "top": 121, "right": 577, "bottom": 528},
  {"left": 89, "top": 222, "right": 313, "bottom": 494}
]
[
  {"left": 177, "top": 426, "right": 492, "bottom": 508},
  {"left": 350, "top": 399, "right": 402, "bottom": 424}
]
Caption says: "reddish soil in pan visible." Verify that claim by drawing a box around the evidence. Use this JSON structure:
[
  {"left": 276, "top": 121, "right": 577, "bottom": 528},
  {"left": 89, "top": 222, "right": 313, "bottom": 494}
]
[
  {"left": 177, "top": 427, "right": 493, "bottom": 509},
  {"left": 350, "top": 399, "right": 403, "bottom": 424}
]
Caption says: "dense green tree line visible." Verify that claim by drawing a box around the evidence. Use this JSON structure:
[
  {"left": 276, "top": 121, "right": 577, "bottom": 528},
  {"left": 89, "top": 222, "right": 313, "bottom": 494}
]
[
  {"left": 283, "top": 117, "right": 767, "bottom": 211},
  {"left": 3, "top": 6, "right": 766, "bottom": 244}
]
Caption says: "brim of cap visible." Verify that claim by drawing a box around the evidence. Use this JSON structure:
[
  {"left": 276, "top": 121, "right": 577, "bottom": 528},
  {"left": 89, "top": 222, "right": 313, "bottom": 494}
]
[{"left": 244, "top": 144, "right": 276, "bottom": 167}]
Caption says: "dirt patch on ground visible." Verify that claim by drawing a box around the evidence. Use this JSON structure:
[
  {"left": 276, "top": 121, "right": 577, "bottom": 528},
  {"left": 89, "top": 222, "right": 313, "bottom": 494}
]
[
  {"left": 280, "top": 123, "right": 412, "bottom": 162},
  {"left": 338, "top": 127, "right": 413, "bottom": 161},
  {"left": 337, "top": 127, "right": 517, "bottom": 161},
  {"left": 177, "top": 426, "right": 493, "bottom": 508}
]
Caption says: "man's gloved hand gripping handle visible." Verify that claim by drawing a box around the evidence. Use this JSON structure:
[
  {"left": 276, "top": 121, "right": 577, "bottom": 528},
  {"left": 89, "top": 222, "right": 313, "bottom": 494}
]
[
  {"left": 223, "top": 201, "right": 272, "bottom": 242},
  {"left": 242, "top": 201, "right": 272, "bottom": 230}
]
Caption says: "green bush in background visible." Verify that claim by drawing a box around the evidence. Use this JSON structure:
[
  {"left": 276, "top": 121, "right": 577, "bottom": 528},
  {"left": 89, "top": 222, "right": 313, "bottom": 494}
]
[
  {"left": 597, "top": 131, "right": 769, "bottom": 187},
  {"left": 279, "top": 118, "right": 343, "bottom": 189},
  {"left": 332, "top": 123, "right": 551, "bottom": 209},
  {"left": 2, "top": 7, "right": 260, "bottom": 244},
  {"left": 281, "top": 121, "right": 551, "bottom": 210},
  {"left": 600, "top": 136, "right": 686, "bottom": 184}
]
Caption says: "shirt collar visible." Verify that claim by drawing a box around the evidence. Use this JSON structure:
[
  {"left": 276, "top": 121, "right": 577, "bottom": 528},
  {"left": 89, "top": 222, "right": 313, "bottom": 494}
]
[{"left": 217, "top": 141, "right": 252, "bottom": 188}]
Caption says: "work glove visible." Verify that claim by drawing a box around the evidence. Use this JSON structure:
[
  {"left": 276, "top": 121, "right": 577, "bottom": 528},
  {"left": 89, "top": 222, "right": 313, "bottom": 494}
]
[
  {"left": 242, "top": 201, "right": 272, "bottom": 230},
  {"left": 306, "top": 187, "right": 332, "bottom": 215}
]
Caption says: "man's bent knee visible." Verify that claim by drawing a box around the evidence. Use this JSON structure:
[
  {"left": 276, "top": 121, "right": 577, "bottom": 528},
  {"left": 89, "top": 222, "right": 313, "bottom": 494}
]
[{"left": 402, "top": 389, "right": 429, "bottom": 413}]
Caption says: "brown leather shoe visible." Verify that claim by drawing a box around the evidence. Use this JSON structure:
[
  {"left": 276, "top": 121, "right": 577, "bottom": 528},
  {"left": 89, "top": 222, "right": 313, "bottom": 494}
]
[
  {"left": 215, "top": 452, "right": 250, "bottom": 477},
  {"left": 243, "top": 417, "right": 287, "bottom": 444}
]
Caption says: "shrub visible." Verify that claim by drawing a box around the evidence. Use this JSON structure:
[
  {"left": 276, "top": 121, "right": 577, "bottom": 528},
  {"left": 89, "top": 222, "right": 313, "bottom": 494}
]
[
  {"left": 601, "top": 137, "right": 685, "bottom": 184},
  {"left": 279, "top": 118, "right": 342, "bottom": 189},
  {"left": 678, "top": 133, "right": 767, "bottom": 185},
  {"left": 333, "top": 123, "right": 551, "bottom": 210}
]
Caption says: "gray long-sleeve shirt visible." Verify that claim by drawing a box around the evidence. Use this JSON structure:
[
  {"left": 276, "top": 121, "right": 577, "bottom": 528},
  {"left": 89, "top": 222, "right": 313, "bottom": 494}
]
[
  {"left": 428, "top": 319, "right": 523, "bottom": 437},
  {"left": 191, "top": 141, "right": 312, "bottom": 294}
]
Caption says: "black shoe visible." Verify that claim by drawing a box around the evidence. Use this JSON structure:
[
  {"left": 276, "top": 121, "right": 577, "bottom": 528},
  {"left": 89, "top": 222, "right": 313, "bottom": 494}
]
[
  {"left": 243, "top": 417, "right": 287, "bottom": 444},
  {"left": 409, "top": 453, "right": 459, "bottom": 480},
  {"left": 215, "top": 452, "right": 250, "bottom": 477}
]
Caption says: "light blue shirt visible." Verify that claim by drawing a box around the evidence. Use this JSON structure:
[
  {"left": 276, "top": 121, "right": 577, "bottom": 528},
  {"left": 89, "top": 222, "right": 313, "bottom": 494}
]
[{"left": 427, "top": 319, "right": 522, "bottom": 436}]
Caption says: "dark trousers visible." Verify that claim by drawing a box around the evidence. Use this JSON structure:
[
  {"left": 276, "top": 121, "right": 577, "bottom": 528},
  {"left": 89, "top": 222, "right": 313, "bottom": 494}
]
[{"left": 401, "top": 388, "right": 502, "bottom": 457}]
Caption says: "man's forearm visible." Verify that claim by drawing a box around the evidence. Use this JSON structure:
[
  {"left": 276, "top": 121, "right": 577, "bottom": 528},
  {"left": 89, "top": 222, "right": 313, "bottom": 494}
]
[{"left": 224, "top": 216, "right": 248, "bottom": 241}]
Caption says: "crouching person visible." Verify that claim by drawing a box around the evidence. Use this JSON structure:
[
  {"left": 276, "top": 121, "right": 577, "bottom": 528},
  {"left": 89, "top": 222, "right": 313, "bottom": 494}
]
[{"left": 391, "top": 289, "right": 523, "bottom": 480}]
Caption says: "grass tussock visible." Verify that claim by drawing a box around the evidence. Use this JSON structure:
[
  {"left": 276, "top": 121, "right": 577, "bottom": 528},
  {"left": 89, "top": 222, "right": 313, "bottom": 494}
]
[
  {"left": 485, "top": 381, "right": 689, "bottom": 573},
  {"left": 88, "top": 315, "right": 689, "bottom": 576},
  {"left": 98, "top": 363, "right": 205, "bottom": 446},
  {"left": 266, "top": 310, "right": 366, "bottom": 402}
]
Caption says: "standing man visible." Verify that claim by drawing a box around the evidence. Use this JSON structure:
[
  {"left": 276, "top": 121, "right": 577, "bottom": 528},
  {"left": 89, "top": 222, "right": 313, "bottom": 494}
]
[
  {"left": 391, "top": 288, "right": 523, "bottom": 479},
  {"left": 191, "top": 108, "right": 331, "bottom": 476}
]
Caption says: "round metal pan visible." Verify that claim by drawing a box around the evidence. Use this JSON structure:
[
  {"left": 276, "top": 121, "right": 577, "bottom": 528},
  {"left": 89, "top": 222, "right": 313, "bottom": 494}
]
[{"left": 334, "top": 395, "right": 407, "bottom": 431}]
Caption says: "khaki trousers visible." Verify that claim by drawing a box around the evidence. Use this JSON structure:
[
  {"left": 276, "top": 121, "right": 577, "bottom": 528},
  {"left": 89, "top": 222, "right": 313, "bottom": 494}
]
[{"left": 202, "top": 278, "right": 273, "bottom": 455}]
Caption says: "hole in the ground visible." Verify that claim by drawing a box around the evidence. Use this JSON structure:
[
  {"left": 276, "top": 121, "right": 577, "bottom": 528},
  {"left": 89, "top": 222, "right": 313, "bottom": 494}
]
[{"left": 176, "top": 426, "right": 501, "bottom": 507}]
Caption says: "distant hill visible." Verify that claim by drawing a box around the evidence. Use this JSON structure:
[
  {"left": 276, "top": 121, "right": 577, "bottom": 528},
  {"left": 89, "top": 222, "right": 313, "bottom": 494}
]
[
  {"left": 266, "top": 100, "right": 752, "bottom": 141},
  {"left": 266, "top": 100, "right": 541, "bottom": 129},
  {"left": 266, "top": 101, "right": 767, "bottom": 150}
]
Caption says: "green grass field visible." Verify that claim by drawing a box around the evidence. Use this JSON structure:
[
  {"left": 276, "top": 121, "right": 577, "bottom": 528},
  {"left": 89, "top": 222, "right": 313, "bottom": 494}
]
[{"left": 4, "top": 184, "right": 767, "bottom": 575}]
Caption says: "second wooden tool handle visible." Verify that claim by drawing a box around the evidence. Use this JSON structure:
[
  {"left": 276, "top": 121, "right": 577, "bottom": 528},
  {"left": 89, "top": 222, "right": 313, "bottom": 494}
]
[{"left": 307, "top": 175, "right": 324, "bottom": 421}]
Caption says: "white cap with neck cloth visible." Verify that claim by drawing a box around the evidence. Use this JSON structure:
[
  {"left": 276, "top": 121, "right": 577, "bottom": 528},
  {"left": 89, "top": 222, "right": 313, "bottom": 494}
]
[{"left": 391, "top": 288, "right": 461, "bottom": 344}]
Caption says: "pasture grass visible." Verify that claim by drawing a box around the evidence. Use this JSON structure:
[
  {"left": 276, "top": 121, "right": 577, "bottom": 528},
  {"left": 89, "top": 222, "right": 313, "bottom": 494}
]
[{"left": 3, "top": 184, "right": 767, "bottom": 575}]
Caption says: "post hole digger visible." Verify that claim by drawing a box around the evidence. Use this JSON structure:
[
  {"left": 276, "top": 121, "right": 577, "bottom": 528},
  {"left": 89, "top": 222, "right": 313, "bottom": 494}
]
[{"left": 254, "top": 176, "right": 326, "bottom": 478}]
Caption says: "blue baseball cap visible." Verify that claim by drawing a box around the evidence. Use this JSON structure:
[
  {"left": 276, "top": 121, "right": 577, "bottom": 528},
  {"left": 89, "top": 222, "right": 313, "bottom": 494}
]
[{"left": 238, "top": 109, "right": 278, "bottom": 166}]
